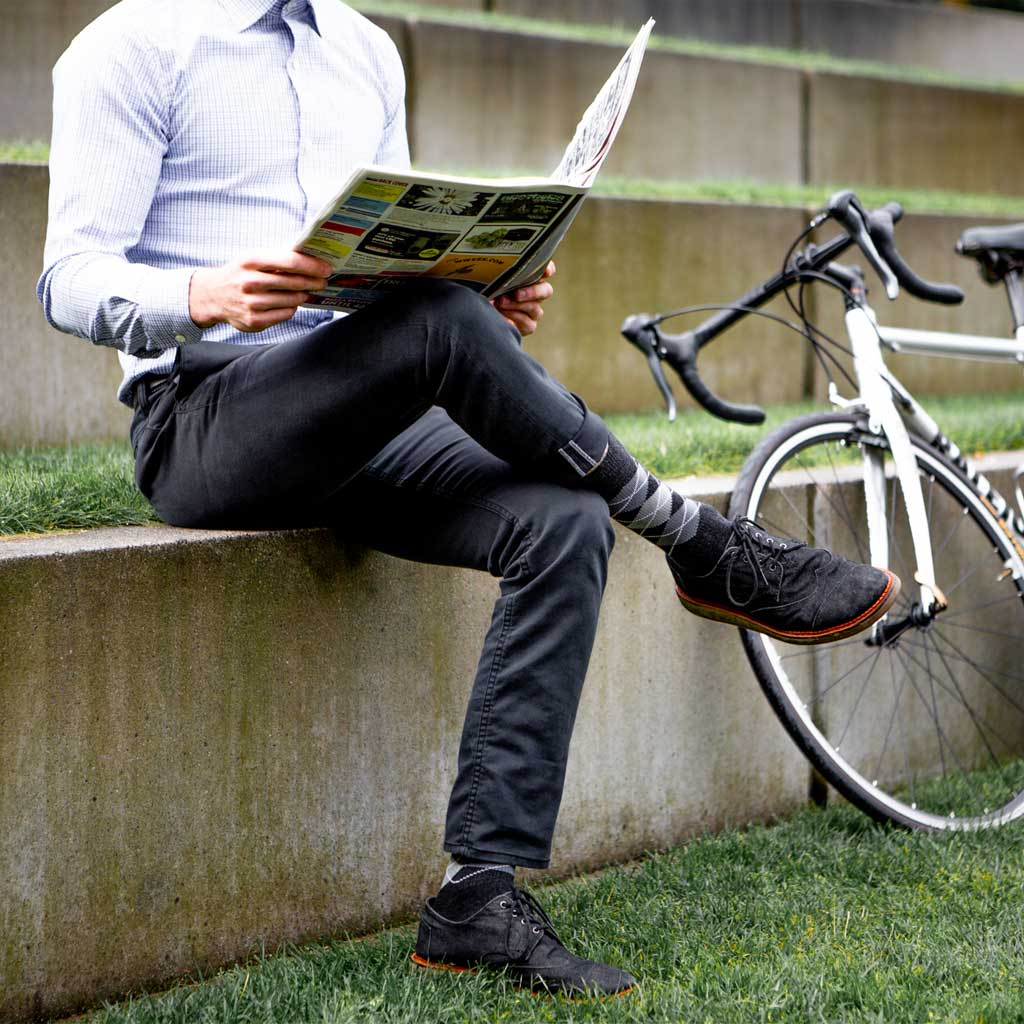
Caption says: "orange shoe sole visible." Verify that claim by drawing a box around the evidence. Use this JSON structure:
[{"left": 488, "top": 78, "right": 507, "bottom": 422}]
[
  {"left": 676, "top": 570, "right": 901, "bottom": 645},
  {"left": 410, "top": 953, "right": 635, "bottom": 1001}
]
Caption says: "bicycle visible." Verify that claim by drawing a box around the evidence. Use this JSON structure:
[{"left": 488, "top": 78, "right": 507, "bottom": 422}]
[{"left": 621, "top": 190, "right": 1024, "bottom": 831}]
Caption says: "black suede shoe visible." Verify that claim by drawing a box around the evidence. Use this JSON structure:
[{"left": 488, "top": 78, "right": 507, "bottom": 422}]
[
  {"left": 669, "top": 517, "right": 901, "bottom": 644},
  {"left": 412, "top": 885, "right": 636, "bottom": 998}
]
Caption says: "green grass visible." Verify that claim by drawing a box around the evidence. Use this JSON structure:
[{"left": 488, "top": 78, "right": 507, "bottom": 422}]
[
  {"left": 3, "top": 393, "right": 1022, "bottom": 535},
  {"left": 590, "top": 177, "right": 1024, "bottom": 219},
  {"left": 603, "top": 390, "right": 1024, "bottom": 480},
  {"left": 78, "top": 785, "right": 1024, "bottom": 1023},
  {"left": 0, "top": 443, "right": 156, "bottom": 536},
  {"left": 349, "top": 0, "right": 1024, "bottom": 94},
  {"left": 0, "top": 138, "right": 49, "bottom": 163}
]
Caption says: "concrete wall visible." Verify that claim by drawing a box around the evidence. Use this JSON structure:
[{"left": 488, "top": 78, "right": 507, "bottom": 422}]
[
  {"left": 495, "top": 0, "right": 1024, "bottom": 85},
  {"left": 3, "top": 159, "right": 1019, "bottom": 447},
  {"left": 807, "top": 72, "right": 1024, "bottom": 196},
  {"left": 405, "top": 22, "right": 804, "bottom": 184},
  {"left": 0, "top": 0, "right": 115, "bottom": 142},
  {"left": 0, "top": 495, "right": 810, "bottom": 1020},
  {"left": 0, "top": 164, "right": 129, "bottom": 449}
]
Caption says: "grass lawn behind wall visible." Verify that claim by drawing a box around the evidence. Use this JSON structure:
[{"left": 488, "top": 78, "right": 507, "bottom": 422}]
[{"left": 2, "top": 392, "right": 1022, "bottom": 536}]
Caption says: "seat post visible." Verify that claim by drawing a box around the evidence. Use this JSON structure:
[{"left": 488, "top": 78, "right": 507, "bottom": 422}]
[{"left": 1005, "top": 270, "right": 1024, "bottom": 332}]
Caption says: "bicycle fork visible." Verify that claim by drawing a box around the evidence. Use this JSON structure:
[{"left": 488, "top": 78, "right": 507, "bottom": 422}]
[{"left": 843, "top": 306, "right": 947, "bottom": 621}]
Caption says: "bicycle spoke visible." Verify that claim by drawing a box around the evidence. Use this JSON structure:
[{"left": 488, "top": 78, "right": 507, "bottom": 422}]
[
  {"left": 758, "top": 483, "right": 815, "bottom": 543},
  {"left": 939, "top": 593, "right": 1023, "bottom": 620},
  {"left": 931, "top": 619, "right": 1024, "bottom": 643},
  {"left": 805, "top": 647, "right": 882, "bottom": 706},
  {"left": 923, "top": 633, "right": 946, "bottom": 779},
  {"left": 872, "top": 652, "right": 909, "bottom": 792},
  {"left": 900, "top": 634, "right": 1024, "bottom": 693},
  {"left": 932, "top": 505, "right": 970, "bottom": 564},
  {"left": 928, "top": 629, "right": 1024, "bottom": 718},
  {"left": 891, "top": 639, "right": 1020, "bottom": 750},
  {"left": 893, "top": 648, "right": 917, "bottom": 808},
  {"left": 926, "top": 632, "right": 1007, "bottom": 776},
  {"left": 942, "top": 560, "right": 988, "bottom": 601},
  {"left": 823, "top": 442, "right": 868, "bottom": 564},
  {"left": 893, "top": 645, "right": 987, "bottom": 809},
  {"left": 835, "top": 648, "right": 882, "bottom": 750}
]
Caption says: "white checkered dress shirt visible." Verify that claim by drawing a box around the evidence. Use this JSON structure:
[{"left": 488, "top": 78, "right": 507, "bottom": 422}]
[{"left": 37, "top": 0, "right": 409, "bottom": 405}]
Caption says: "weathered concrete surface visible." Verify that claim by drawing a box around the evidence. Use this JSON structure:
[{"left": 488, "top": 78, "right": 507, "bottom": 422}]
[
  {"left": 495, "top": 0, "right": 799, "bottom": 47},
  {"left": 529, "top": 199, "right": 812, "bottom": 415},
  {"left": 496, "top": 0, "right": 1024, "bottom": 86},
  {"left": 807, "top": 72, "right": 1024, "bottom": 196},
  {"left": 0, "top": 482, "right": 809, "bottom": 1020},
  {"left": 406, "top": 20, "right": 804, "bottom": 184},
  {"left": 0, "top": 1, "right": 116, "bottom": 142},
  {"left": 0, "top": 164, "right": 129, "bottom": 448},
  {"left": 799, "top": 0, "right": 1024, "bottom": 86}
]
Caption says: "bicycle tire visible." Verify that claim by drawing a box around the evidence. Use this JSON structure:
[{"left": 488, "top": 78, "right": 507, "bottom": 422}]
[{"left": 729, "top": 411, "right": 1024, "bottom": 830}]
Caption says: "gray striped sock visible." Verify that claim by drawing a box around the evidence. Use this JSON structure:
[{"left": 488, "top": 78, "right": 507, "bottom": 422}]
[{"left": 607, "top": 463, "right": 701, "bottom": 554}]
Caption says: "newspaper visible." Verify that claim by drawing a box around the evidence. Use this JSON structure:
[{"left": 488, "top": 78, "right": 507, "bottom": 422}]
[{"left": 295, "top": 19, "right": 654, "bottom": 312}]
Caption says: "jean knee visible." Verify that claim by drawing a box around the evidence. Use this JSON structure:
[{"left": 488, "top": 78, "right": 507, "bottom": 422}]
[{"left": 533, "top": 488, "right": 615, "bottom": 569}]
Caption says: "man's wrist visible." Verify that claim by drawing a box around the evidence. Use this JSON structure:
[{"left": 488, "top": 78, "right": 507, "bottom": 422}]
[{"left": 188, "top": 267, "right": 220, "bottom": 329}]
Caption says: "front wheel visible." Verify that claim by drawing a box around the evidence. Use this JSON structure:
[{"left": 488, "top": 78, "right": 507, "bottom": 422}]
[{"left": 730, "top": 412, "right": 1024, "bottom": 830}]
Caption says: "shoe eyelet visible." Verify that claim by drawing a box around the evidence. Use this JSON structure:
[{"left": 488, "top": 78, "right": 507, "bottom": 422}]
[
  {"left": 499, "top": 901, "right": 509, "bottom": 909},
  {"left": 532, "top": 927, "right": 541, "bottom": 934}
]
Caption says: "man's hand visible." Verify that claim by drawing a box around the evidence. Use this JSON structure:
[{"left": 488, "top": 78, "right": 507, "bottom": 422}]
[
  {"left": 492, "top": 261, "right": 556, "bottom": 337},
  {"left": 189, "top": 251, "right": 333, "bottom": 332}
]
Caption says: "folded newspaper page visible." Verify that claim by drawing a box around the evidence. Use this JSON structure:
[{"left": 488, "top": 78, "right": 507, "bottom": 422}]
[{"left": 295, "top": 19, "right": 654, "bottom": 312}]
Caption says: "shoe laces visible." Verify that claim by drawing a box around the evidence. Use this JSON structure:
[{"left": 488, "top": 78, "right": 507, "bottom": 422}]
[
  {"left": 723, "top": 517, "right": 805, "bottom": 607},
  {"left": 501, "top": 887, "right": 562, "bottom": 945}
]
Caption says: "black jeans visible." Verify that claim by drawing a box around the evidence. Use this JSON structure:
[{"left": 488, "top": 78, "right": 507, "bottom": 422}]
[{"left": 132, "top": 280, "right": 615, "bottom": 868}]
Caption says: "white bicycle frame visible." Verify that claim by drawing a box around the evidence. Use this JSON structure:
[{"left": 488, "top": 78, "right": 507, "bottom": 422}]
[{"left": 840, "top": 305, "right": 1024, "bottom": 616}]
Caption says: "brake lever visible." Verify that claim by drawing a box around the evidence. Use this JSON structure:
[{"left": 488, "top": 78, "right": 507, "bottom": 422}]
[
  {"left": 828, "top": 191, "right": 900, "bottom": 300},
  {"left": 621, "top": 314, "right": 677, "bottom": 421}
]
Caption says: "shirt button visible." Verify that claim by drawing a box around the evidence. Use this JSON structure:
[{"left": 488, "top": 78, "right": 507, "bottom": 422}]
[{"left": 174, "top": 334, "right": 186, "bottom": 343}]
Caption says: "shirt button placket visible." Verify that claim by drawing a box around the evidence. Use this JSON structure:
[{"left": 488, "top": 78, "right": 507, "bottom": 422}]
[{"left": 284, "top": 1, "right": 315, "bottom": 222}]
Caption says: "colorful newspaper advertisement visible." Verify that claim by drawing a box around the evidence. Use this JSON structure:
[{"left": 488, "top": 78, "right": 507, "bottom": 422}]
[{"left": 294, "top": 20, "right": 654, "bottom": 313}]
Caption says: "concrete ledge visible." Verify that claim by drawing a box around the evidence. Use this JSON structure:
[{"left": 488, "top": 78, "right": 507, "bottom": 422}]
[{"left": 0, "top": 479, "right": 809, "bottom": 1020}]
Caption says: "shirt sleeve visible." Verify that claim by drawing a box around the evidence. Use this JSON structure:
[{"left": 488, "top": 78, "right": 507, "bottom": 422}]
[
  {"left": 36, "top": 25, "right": 203, "bottom": 357},
  {"left": 373, "top": 35, "right": 411, "bottom": 171}
]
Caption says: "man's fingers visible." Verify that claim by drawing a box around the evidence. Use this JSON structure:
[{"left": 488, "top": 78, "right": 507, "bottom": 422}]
[
  {"left": 242, "top": 251, "right": 333, "bottom": 279},
  {"left": 502, "top": 300, "right": 544, "bottom": 322},
  {"left": 241, "top": 270, "right": 328, "bottom": 294},
  {"left": 501, "top": 310, "right": 539, "bottom": 336},
  {"left": 236, "top": 307, "right": 300, "bottom": 332},
  {"left": 248, "top": 292, "right": 309, "bottom": 312}
]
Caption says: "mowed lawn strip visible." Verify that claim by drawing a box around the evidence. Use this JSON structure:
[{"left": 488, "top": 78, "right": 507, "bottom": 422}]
[
  {"left": 77, "top": 790, "right": 1024, "bottom": 1024},
  {"left": 3, "top": 391, "right": 1023, "bottom": 535}
]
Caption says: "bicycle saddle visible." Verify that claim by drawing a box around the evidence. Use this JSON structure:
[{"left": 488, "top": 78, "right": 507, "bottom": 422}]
[
  {"left": 957, "top": 223, "right": 1024, "bottom": 255},
  {"left": 956, "top": 223, "right": 1024, "bottom": 283}
]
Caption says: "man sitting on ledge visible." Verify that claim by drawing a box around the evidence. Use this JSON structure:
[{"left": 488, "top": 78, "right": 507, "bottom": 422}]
[{"left": 38, "top": 0, "right": 899, "bottom": 999}]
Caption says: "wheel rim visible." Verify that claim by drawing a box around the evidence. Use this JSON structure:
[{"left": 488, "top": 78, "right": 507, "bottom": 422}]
[{"left": 740, "top": 418, "right": 1024, "bottom": 830}]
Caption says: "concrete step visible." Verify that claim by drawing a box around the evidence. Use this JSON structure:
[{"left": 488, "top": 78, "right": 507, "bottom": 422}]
[
  {"left": 3, "top": 453, "right": 1021, "bottom": 1020},
  {"left": 8, "top": 4, "right": 1024, "bottom": 196},
  {"left": 5, "top": 159, "right": 1021, "bottom": 448},
  {"left": 0, "top": 474, "right": 807, "bottom": 1020}
]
